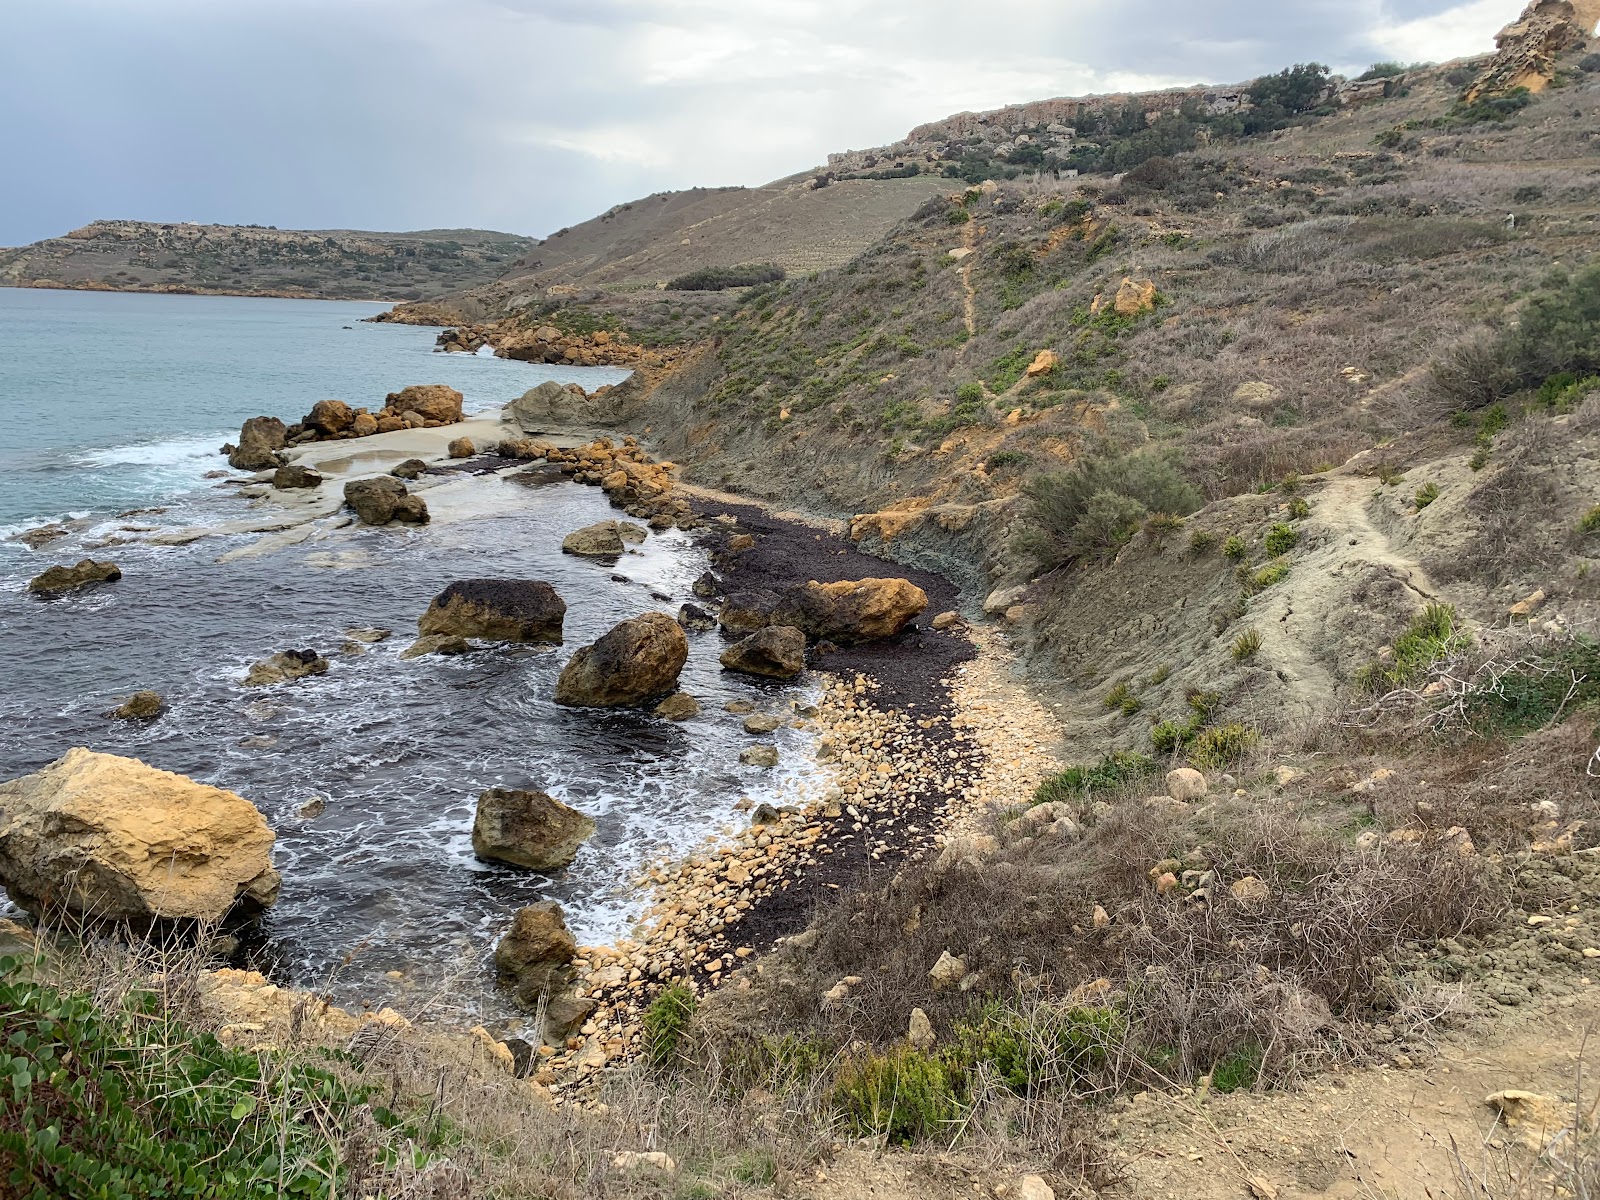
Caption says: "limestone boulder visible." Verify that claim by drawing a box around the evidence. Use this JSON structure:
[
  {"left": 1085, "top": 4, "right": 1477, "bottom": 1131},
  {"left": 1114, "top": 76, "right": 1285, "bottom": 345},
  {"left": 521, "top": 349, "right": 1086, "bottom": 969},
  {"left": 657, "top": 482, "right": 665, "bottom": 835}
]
[
  {"left": 382, "top": 385, "right": 463, "bottom": 425},
  {"left": 105, "top": 690, "right": 165, "bottom": 721},
  {"left": 350, "top": 411, "right": 378, "bottom": 437},
  {"left": 303, "top": 399, "right": 354, "bottom": 436},
  {"left": 418, "top": 579, "right": 566, "bottom": 644},
  {"left": 472, "top": 788, "right": 594, "bottom": 871},
  {"left": 508, "top": 380, "right": 608, "bottom": 431},
  {"left": 654, "top": 692, "right": 701, "bottom": 721},
  {"left": 494, "top": 901, "right": 577, "bottom": 1006},
  {"left": 390, "top": 458, "right": 428, "bottom": 480},
  {"left": 29, "top": 559, "right": 121, "bottom": 596},
  {"left": 243, "top": 649, "right": 329, "bottom": 687},
  {"left": 554, "top": 612, "right": 688, "bottom": 708},
  {"left": 448, "top": 437, "right": 475, "bottom": 459},
  {"left": 561, "top": 520, "right": 624, "bottom": 557},
  {"left": 344, "top": 477, "right": 429, "bottom": 526},
  {"left": 228, "top": 416, "right": 287, "bottom": 470},
  {"left": 0, "top": 748, "right": 280, "bottom": 924},
  {"left": 720, "top": 626, "right": 806, "bottom": 679},
  {"left": 271, "top": 464, "right": 323, "bottom": 490},
  {"left": 716, "top": 578, "right": 927, "bottom": 643}
]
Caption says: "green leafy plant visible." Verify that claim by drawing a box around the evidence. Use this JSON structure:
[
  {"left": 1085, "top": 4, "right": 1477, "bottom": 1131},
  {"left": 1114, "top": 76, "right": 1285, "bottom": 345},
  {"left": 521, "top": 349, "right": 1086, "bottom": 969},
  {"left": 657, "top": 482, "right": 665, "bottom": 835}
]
[
  {"left": 833, "top": 1047, "right": 963, "bottom": 1144},
  {"left": 1209, "top": 1044, "right": 1264, "bottom": 1093},
  {"left": 1188, "top": 722, "right": 1258, "bottom": 769},
  {"left": 1189, "top": 529, "right": 1218, "bottom": 555},
  {"left": 1578, "top": 505, "right": 1600, "bottom": 536},
  {"left": 1017, "top": 449, "right": 1201, "bottom": 569},
  {"left": 642, "top": 983, "right": 698, "bottom": 1072},
  {"left": 1263, "top": 522, "right": 1300, "bottom": 556},
  {"left": 667, "top": 263, "right": 786, "bottom": 291},
  {"left": 1222, "top": 535, "right": 1248, "bottom": 561},
  {"left": 1414, "top": 481, "right": 1440, "bottom": 510},
  {"left": 1246, "top": 559, "right": 1292, "bottom": 592},
  {"left": 1356, "top": 603, "right": 1468, "bottom": 693},
  {"left": 1287, "top": 496, "right": 1311, "bottom": 520},
  {"left": 1034, "top": 752, "right": 1157, "bottom": 803},
  {"left": 1232, "top": 628, "right": 1263, "bottom": 660}
]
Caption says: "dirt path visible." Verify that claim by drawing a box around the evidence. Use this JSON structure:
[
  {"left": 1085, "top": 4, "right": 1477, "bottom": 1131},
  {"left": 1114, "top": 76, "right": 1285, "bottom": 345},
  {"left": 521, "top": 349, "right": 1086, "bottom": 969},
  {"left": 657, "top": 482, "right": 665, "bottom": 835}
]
[{"left": 958, "top": 218, "right": 979, "bottom": 351}]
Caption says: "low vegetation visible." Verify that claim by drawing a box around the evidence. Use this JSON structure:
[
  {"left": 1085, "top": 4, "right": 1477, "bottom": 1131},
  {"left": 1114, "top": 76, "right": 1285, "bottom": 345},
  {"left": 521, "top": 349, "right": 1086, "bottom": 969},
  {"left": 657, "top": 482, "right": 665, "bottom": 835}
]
[
  {"left": 666, "top": 263, "right": 786, "bottom": 291},
  {"left": 1017, "top": 448, "right": 1202, "bottom": 569}
]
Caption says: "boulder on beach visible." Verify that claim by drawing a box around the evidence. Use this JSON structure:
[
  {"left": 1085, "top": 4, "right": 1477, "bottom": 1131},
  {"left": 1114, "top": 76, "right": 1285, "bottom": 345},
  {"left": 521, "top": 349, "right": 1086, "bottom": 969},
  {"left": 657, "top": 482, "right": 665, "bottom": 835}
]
[
  {"left": 303, "top": 398, "right": 354, "bottom": 436},
  {"left": 0, "top": 748, "right": 280, "bottom": 925},
  {"left": 382, "top": 384, "right": 463, "bottom": 425},
  {"left": 472, "top": 788, "right": 595, "bottom": 871},
  {"left": 447, "top": 437, "right": 475, "bottom": 459},
  {"left": 561, "top": 521, "right": 625, "bottom": 557},
  {"left": 418, "top": 579, "right": 566, "bottom": 644},
  {"left": 271, "top": 463, "right": 323, "bottom": 490},
  {"left": 390, "top": 458, "right": 428, "bottom": 480},
  {"left": 344, "top": 477, "right": 430, "bottom": 526},
  {"left": 243, "top": 648, "right": 329, "bottom": 687},
  {"left": 508, "top": 380, "right": 598, "bottom": 431},
  {"left": 28, "top": 559, "right": 121, "bottom": 597},
  {"left": 720, "top": 626, "right": 807, "bottom": 679},
  {"left": 553, "top": 612, "right": 688, "bottom": 708},
  {"left": 494, "top": 900, "right": 577, "bottom": 1007},
  {"left": 716, "top": 578, "right": 927, "bottom": 643},
  {"left": 105, "top": 690, "right": 165, "bottom": 721},
  {"left": 350, "top": 411, "right": 378, "bottom": 437},
  {"left": 228, "top": 416, "right": 287, "bottom": 470}
]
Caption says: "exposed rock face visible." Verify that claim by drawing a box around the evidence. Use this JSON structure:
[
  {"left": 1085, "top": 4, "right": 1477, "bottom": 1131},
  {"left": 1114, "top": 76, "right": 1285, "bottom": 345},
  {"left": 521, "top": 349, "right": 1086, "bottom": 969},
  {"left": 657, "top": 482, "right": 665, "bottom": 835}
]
[
  {"left": 471, "top": 788, "right": 595, "bottom": 870},
  {"left": 344, "top": 477, "right": 430, "bottom": 525},
  {"left": 1467, "top": 0, "right": 1600, "bottom": 101},
  {"left": 720, "top": 626, "right": 807, "bottom": 679},
  {"left": 562, "top": 520, "right": 625, "bottom": 557},
  {"left": 28, "top": 559, "right": 121, "bottom": 596},
  {"left": 228, "top": 416, "right": 287, "bottom": 470},
  {"left": 418, "top": 579, "right": 566, "bottom": 644},
  {"left": 1025, "top": 349, "right": 1058, "bottom": 378},
  {"left": 383, "top": 384, "right": 463, "bottom": 425},
  {"left": 0, "top": 748, "right": 280, "bottom": 924},
  {"left": 716, "top": 578, "right": 928, "bottom": 643},
  {"left": 105, "top": 690, "right": 165, "bottom": 721},
  {"left": 243, "top": 649, "right": 329, "bottom": 687},
  {"left": 494, "top": 901, "right": 578, "bottom": 1007},
  {"left": 303, "top": 398, "right": 354, "bottom": 435},
  {"left": 271, "top": 464, "right": 323, "bottom": 490},
  {"left": 554, "top": 612, "right": 689, "bottom": 707}
]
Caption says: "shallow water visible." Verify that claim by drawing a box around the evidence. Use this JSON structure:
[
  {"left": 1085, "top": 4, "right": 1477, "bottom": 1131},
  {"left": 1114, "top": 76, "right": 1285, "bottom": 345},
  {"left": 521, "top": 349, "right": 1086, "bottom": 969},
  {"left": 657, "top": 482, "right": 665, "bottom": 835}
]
[{"left": 0, "top": 290, "right": 813, "bottom": 1021}]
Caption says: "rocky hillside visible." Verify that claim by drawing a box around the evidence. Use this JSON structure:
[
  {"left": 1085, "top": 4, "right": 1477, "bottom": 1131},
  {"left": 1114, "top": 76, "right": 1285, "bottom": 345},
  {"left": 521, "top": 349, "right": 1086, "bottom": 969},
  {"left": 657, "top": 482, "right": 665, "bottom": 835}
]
[{"left": 0, "top": 220, "right": 537, "bottom": 301}]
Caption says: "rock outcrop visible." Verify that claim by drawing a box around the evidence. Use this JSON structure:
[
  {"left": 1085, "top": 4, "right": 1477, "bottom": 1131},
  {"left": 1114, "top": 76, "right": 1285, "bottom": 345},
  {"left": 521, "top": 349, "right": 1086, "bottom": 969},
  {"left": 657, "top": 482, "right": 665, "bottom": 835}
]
[
  {"left": 717, "top": 578, "right": 928, "bottom": 643},
  {"left": 417, "top": 579, "right": 566, "bottom": 643},
  {"left": 720, "top": 626, "right": 807, "bottom": 678},
  {"left": 243, "top": 649, "right": 329, "bottom": 687},
  {"left": 343, "top": 477, "right": 430, "bottom": 526},
  {"left": 1467, "top": 0, "right": 1600, "bottom": 101},
  {"left": 105, "top": 690, "right": 165, "bottom": 721},
  {"left": 228, "top": 416, "right": 287, "bottom": 470},
  {"left": 383, "top": 384, "right": 463, "bottom": 425},
  {"left": 472, "top": 788, "right": 595, "bottom": 870},
  {"left": 0, "top": 748, "right": 280, "bottom": 924},
  {"left": 303, "top": 398, "right": 354, "bottom": 436},
  {"left": 554, "top": 612, "right": 689, "bottom": 707},
  {"left": 28, "top": 559, "right": 121, "bottom": 596}
]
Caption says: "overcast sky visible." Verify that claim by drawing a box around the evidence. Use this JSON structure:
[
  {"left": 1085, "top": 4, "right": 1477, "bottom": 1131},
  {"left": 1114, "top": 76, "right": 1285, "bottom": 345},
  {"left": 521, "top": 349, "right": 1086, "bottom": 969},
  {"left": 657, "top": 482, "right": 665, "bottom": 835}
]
[{"left": 0, "top": 0, "right": 1526, "bottom": 246}]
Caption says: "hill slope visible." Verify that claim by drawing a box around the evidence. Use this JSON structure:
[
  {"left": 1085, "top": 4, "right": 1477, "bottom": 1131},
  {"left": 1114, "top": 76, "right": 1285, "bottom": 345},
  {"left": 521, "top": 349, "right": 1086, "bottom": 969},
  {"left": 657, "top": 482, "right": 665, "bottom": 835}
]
[{"left": 0, "top": 220, "right": 538, "bottom": 301}]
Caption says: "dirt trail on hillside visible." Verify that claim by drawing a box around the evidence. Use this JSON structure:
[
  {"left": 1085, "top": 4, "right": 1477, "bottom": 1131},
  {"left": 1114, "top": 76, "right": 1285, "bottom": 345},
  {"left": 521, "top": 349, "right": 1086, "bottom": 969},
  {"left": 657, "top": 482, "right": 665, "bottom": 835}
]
[{"left": 959, "top": 218, "right": 979, "bottom": 349}]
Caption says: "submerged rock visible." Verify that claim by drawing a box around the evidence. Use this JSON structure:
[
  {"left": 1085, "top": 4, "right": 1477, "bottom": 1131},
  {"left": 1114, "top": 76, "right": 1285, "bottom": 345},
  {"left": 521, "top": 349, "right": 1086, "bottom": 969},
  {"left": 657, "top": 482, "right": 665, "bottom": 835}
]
[
  {"left": 720, "top": 626, "right": 806, "bottom": 679},
  {"left": 0, "top": 748, "right": 280, "bottom": 925},
  {"left": 654, "top": 692, "right": 701, "bottom": 721},
  {"left": 344, "top": 477, "right": 429, "bottom": 526},
  {"left": 472, "top": 788, "right": 595, "bottom": 871},
  {"left": 400, "top": 634, "right": 472, "bottom": 659},
  {"left": 418, "top": 579, "right": 566, "bottom": 644},
  {"left": 677, "top": 602, "right": 717, "bottom": 632},
  {"left": 243, "top": 649, "right": 329, "bottom": 687},
  {"left": 228, "top": 415, "right": 287, "bottom": 470},
  {"left": 105, "top": 690, "right": 165, "bottom": 722},
  {"left": 553, "top": 612, "right": 688, "bottom": 708},
  {"left": 28, "top": 559, "right": 121, "bottom": 597},
  {"left": 271, "top": 463, "right": 323, "bottom": 490},
  {"left": 740, "top": 745, "right": 780, "bottom": 768}
]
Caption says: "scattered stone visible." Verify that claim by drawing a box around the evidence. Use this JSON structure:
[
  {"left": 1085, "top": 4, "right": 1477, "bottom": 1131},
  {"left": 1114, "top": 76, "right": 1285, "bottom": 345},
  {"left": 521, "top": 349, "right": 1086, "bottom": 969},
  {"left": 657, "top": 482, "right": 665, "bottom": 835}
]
[
  {"left": 298, "top": 796, "right": 326, "bottom": 819},
  {"left": 750, "top": 803, "right": 784, "bottom": 826},
  {"left": 1509, "top": 589, "right": 1547, "bottom": 620},
  {"left": 725, "top": 700, "right": 756, "bottom": 714},
  {"left": 1485, "top": 1090, "right": 1568, "bottom": 1150},
  {"left": 243, "top": 649, "right": 329, "bottom": 687},
  {"left": 1273, "top": 766, "right": 1302, "bottom": 787},
  {"left": 447, "top": 437, "right": 475, "bottom": 459},
  {"left": 1014, "top": 1176, "right": 1055, "bottom": 1200},
  {"left": 654, "top": 692, "right": 701, "bottom": 721},
  {"left": 1230, "top": 876, "right": 1270, "bottom": 904},
  {"left": 1165, "top": 767, "right": 1208, "bottom": 802},
  {"left": 472, "top": 788, "right": 595, "bottom": 871},
  {"left": 390, "top": 458, "right": 428, "bottom": 480},
  {"left": 0, "top": 748, "right": 280, "bottom": 924},
  {"left": 561, "top": 521, "right": 625, "bottom": 557},
  {"left": 676, "top": 602, "right": 717, "bottom": 632},
  {"left": 692, "top": 571, "right": 719, "bottom": 598},
  {"left": 611, "top": 1151, "right": 677, "bottom": 1175},
  {"left": 908, "top": 1007, "right": 935, "bottom": 1049},
  {"left": 554, "top": 612, "right": 688, "bottom": 707},
  {"left": 742, "top": 713, "right": 782, "bottom": 734},
  {"left": 929, "top": 951, "right": 966, "bottom": 990},
  {"left": 343, "top": 477, "right": 429, "bottom": 526},
  {"left": 105, "top": 690, "right": 165, "bottom": 721},
  {"left": 418, "top": 579, "right": 566, "bottom": 643},
  {"left": 400, "top": 634, "right": 471, "bottom": 659},
  {"left": 932, "top": 610, "right": 960, "bottom": 631},
  {"left": 728, "top": 533, "right": 755, "bottom": 551},
  {"left": 29, "top": 559, "right": 121, "bottom": 596},
  {"left": 271, "top": 463, "right": 323, "bottom": 490},
  {"left": 740, "top": 745, "right": 780, "bottom": 768},
  {"left": 720, "top": 626, "right": 807, "bottom": 679}
]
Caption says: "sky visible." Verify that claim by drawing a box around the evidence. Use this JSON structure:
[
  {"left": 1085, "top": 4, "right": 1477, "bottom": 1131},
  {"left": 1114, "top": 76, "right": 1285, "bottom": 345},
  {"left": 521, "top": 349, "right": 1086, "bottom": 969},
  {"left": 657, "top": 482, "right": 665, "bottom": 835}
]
[{"left": 0, "top": 0, "right": 1529, "bottom": 247}]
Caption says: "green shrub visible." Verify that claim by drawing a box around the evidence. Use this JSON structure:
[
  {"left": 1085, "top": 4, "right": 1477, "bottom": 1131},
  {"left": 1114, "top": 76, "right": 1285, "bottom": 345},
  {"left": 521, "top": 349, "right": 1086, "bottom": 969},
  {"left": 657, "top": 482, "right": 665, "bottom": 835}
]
[
  {"left": 1221, "top": 535, "right": 1248, "bottom": 561},
  {"left": 952, "top": 1002, "right": 1125, "bottom": 1097},
  {"left": 984, "top": 449, "right": 1033, "bottom": 473},
  {"left": 1356, "top": 62, "right": 1408, "bottom": 81},
  {"left": 1579, "top": 505, "right": 1600, "bottom": 536},
  {"left": 1148, "top": 663, "right": 1172, "bottom": 685},
  {"left": 0, "top": 959, "right": 423, "bottom": 1200},
  {"left": 1247, "top": 559, "right": 1292, "bottom": 591},
  {"left": 955, "top": 380, "right": 985, "bottom": 405},
  {"left": 642, "top": 983, "right": 697, "bottom": 1072},
  {"left": 1358, "top": 603, "right": 1468, "bottom": 693},
  {"left": 1188, "top": 723, "right": 1258, "bottom": 769},
  {"left": 1287, "top": 496, "right": 1311, "bottom": 520},
  {"left": 1209, "top": 1044, "right": 1264, "bottom": 1093},
  {"left": 1104, "top": 682, "right": 1136, "bottom": 711},
  {"left": 1463, "top": 636, "right": 1600, "bottom": 734},
  {"left": 1017, "top": 449, "right": 1201, "bottom": 569},
  {"left": 1376, "top": 461, "right": 1405, "bottom": 486},
  {"left": 667, "top": 263, "right": 785, "bottom": 291},
  {"left": 833, "top": 1047, "right": 963, "bottom": 1144},
  {"left": 1263, "top": 522, "right": 1300, "bottom": 556},
  {"left": 1414, "top": 481, "right": 1440, "bottom": 510},
  {"left": 1034, "top": 751, "right": 1156, "bottom": 803},
  {"left": 1150, "top": 721, "right": 1185, "bottom": 754},
  {"left": 1232, "top": 628, "right": 1263, "bottom": 660},
  {"left": 1189, "top": 529, "right": 1218, "bottom": 555}
]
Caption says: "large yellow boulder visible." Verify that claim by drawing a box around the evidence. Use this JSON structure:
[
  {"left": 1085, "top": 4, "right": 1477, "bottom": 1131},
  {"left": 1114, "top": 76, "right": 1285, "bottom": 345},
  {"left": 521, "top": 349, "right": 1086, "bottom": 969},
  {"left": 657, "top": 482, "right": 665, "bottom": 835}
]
[
  {"left": 0, "top": 749, "right": 280, "bottom": 924},
  {"left": 1113, "top": 277, "right": 1158, "bottom": 317}
]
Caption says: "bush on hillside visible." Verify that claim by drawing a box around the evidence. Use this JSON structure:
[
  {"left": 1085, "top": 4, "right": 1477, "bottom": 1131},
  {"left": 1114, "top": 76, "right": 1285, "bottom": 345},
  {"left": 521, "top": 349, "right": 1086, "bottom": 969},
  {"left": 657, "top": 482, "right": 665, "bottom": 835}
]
[
  {"left": 668, "top": 263, "right": 786, "bottom": 291},
  {"left": 1017, "top": 449, "right": 1202, "bottom": 569}
]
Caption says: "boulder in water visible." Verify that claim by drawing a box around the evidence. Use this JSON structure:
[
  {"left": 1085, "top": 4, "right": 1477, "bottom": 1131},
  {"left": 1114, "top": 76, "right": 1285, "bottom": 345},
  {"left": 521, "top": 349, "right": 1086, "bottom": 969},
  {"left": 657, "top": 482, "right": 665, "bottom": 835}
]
[
  {"left": 677, "top": 602, "right": 717, "bottom": 632},
  {"left": 243, "top": 649, "right": 329, "bottom": 687},
  {"left": 494, "top": 901, "right": 577, "bottom": 1007},
  {"left": 561, "top": 521, "right": 625, "bottom": 557},
  {"left": 720, "top": 626, "right": 806, "bottom": 679},
  {"left": 105, "top": 690, "right": 165, "bottom": 722},
  {"left": 399, "top": 634, "right": 471, "bottom": 659},
  {"left": 553, "top": 612, "right": 688, "bottom": 708},
  {"left": 271, "top": 463, "right": 323, "bottom": 490},
  {"left": 472, "top": 788, "right": 595, "bottom": 871},
  {"left": 0, "top": 748, "right": 280, "bottom": 925},
  {"left": 344, "top": 476, "right": 429, "bottom": 525},
  {"left": 382, "top": 384, "right": 463, "bottom": 425},
  {"left": 28, "top": 559, "right": 121, "bottom": 597},
  {"left": 228, "top": 416, "right": 287, "bottom": 470},
  {"left": 418, "top": 579, "right": 566, "bottom": 644},
  {"left": 654, "top": 692, "right": 701, "bottom": 721}
]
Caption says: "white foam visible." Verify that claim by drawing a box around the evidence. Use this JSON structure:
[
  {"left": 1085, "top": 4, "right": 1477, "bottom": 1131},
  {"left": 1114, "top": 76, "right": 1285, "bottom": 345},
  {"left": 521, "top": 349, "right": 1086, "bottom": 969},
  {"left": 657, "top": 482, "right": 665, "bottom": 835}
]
[{"left": 75, "top": 432, "right": 231, "bottom": 471}]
